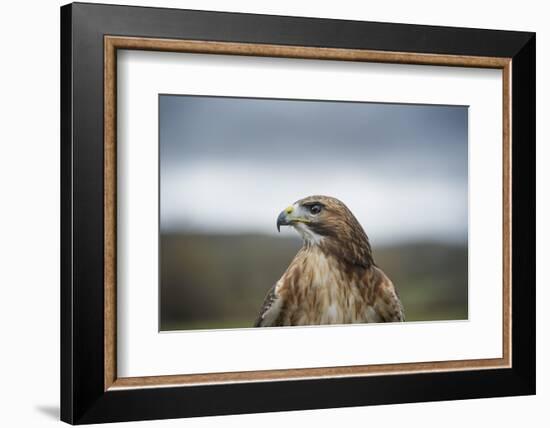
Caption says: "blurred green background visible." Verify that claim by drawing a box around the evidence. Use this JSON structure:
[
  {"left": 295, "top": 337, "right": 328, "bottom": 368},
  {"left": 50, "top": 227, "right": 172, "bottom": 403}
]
[{"left": 160, "top": 233, "right": 468, "bottom": 331}]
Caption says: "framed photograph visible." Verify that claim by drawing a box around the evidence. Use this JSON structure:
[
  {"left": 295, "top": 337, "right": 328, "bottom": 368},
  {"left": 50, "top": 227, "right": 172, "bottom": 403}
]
[{"left": 60, "top": 2, "right": 535, "bottom": 424}]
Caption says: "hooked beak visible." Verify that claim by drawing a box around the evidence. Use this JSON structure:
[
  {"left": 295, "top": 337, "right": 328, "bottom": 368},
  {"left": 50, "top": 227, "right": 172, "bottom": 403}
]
[
  {"left": 277, "top": 210, "right": 291, "bottom": 232},
  {"left": 276, "top": 205, "right": 310, "bottom": 232}
]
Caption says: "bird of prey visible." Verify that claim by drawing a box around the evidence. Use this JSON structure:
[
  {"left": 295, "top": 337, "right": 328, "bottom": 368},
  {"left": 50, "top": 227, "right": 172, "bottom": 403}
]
[{"left": 254, "top": 195, "right": 404, "bottom": 327}]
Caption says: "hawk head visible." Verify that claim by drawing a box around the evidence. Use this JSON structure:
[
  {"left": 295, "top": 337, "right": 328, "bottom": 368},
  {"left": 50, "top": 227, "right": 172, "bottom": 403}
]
[{"left": 276, "top": 195, "right": 374, "bottom": 268}]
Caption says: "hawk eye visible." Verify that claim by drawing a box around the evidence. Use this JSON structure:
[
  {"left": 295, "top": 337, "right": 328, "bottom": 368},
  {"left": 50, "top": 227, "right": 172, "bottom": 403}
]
[{"left": 309, "top": 204, "right": 322, "bottom": 215}]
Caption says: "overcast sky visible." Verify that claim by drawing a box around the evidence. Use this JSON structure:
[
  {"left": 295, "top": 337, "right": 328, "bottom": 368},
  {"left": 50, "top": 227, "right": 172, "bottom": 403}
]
[{"left": 160, "top": 95, "right": 468, "bottom": 245}]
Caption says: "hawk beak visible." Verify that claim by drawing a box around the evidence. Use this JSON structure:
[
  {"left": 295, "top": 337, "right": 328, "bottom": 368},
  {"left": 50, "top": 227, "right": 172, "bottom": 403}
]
[
  {"left": 276, "top": 210, "right": 290, "bottom": 232},
  {"left": 276, "top": 205, "right": 294, "bottom": 232}
]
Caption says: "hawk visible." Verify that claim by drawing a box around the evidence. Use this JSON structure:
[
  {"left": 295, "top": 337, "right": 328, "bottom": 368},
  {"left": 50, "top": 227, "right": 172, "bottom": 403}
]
[{"left": 254, "top": 195, "right": 404, "bottom": 327}]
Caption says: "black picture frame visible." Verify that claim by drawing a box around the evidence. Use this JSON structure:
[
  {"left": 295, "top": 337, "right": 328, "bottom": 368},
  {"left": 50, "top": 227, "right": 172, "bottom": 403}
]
[{"left": 61, "top": 2, "right": 535, "bottom": 424}]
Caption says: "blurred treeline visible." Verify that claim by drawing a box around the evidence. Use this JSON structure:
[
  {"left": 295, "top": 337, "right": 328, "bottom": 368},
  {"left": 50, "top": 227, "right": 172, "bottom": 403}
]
[{"left": 160, "top": 233, "right": 468, "bottom": 331}]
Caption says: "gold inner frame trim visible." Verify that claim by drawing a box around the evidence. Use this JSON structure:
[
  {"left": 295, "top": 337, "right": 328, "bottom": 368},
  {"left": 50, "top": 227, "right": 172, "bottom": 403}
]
[{"left": 104, "top": 35, "right": 512, "bottom": 391}]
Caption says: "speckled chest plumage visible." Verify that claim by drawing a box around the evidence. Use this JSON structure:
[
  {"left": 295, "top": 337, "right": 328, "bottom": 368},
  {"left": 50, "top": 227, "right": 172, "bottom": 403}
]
[{"left": 275, "top": 247, "right": 382, "bottom": 326}]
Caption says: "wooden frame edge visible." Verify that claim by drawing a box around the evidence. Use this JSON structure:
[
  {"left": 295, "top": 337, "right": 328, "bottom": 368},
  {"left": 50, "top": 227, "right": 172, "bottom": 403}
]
[
  {"left": 110, "top": 357, "right": 508, "bottom": 390},
  {"left": 103, "top": 35, "right": 512, "bottom": 391},
  {"left": 502, "top": 61, "right": 513, "bottom": 368},
  {"left": 105, "top": 35, "right": 511, "bottom": 68},
  {"left": 104, "top": 36, "right": 117, "bottom": 390}
]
